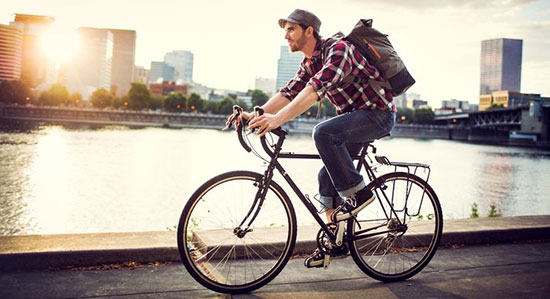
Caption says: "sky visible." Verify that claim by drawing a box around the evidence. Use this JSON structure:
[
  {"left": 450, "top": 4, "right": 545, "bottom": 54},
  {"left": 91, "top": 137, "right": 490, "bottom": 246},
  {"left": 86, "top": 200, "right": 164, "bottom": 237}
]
[{"left": 1, "top": 0, "right": 549, "bottom": 108}]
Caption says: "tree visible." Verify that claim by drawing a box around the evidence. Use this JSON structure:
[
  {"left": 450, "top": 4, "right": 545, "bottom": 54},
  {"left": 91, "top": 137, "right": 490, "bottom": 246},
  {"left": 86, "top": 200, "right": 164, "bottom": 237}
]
[
  {"left": 414, "top": 107, "right": 435, "bottom": 124},
  {"left": 488, "top": 103, "right": 504, "bottom": 109},
  {"left": 128, "top": 83, "right": 150, "bottom": 110},
  {"left": 150, "top": 94, "right": 164, "bottom": 111},
  {"left": 0, "top": 80, "right": 32, "bottom": 105},
  {"left": 69, "top": 92, "right": 82, "bottom": 106},
  {"left": 236, "top": 99, "right": 249, "bottom": 111},
  {"left": 251, "top": 89, "right": 268, "bottom": 107},
  {"left": 164, "top": 92, "right": 186, "bottom": 112},
  {"left": 90, "top": 88, "right": 113, "bottom": 108},
  {"left": 188, "top": 93, "right": 204, "bottom": 113},
  {"left": 218, "top": 97, "right": 236, "bottom": 115},
  {"left": 396, "top": 107, "right": 413, "bottom": 124},
  {"left": 38, "top": 83, "right": 69, "bottom": 106},
  {"left": 205, "top": 100, "right": 219, "bottom": 114}
]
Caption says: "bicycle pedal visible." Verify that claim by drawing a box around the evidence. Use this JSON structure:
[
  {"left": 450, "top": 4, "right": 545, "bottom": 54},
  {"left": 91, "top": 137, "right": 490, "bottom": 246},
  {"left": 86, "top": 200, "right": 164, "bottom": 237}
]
[{"left": 323, "top": 253, "right": 331, "bottom": 269}]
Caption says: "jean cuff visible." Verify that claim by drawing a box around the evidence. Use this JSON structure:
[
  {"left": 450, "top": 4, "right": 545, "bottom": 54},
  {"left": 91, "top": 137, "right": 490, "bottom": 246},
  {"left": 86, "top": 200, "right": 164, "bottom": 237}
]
[
  {"left": 337, "top": 180, "right": 366, "bottom": 199},
  {"left": 319, "top": 195, "right": 334, "bottom": 209}
]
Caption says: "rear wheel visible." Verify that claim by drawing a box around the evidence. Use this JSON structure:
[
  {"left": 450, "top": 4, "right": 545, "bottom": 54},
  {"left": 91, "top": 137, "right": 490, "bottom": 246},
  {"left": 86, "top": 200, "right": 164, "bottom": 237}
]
[
  {"left": 177, "top": 171, "right": 297, "bottom": 294},
  {"left": 348, "top": 172, "right": 442, "bottom": 282}
]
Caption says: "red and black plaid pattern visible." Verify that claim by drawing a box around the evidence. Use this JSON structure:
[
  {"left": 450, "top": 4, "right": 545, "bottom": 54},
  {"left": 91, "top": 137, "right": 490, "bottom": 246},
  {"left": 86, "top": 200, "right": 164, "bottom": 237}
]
[{"left": 280, "top": 38, "right": 393, "bottom": 115}]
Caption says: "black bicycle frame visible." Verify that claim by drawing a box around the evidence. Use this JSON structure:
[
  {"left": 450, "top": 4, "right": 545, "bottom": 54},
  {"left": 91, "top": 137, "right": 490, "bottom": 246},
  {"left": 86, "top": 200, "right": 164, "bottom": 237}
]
[{"left": 240, "top": 127, "right": 404, "bottom": 244}]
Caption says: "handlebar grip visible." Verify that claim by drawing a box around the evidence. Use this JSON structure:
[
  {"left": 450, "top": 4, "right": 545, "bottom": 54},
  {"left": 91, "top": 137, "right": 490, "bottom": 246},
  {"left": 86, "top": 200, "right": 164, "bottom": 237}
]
[{"left": 236, "top": 115, "right": 252, "bottom": 153}]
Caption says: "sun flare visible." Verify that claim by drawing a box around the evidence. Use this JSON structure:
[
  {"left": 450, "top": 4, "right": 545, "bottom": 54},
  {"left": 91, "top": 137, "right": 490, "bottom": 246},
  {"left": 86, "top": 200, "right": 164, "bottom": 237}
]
[{"left": 40, "top": 25, "right": 81, "bottom": 64}]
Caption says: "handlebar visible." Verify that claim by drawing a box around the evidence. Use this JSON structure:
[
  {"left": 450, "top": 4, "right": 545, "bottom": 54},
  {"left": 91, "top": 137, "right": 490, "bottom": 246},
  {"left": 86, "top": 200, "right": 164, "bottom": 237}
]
[{"left": 228, "top": 105, "right": 287, "bottom": 157}]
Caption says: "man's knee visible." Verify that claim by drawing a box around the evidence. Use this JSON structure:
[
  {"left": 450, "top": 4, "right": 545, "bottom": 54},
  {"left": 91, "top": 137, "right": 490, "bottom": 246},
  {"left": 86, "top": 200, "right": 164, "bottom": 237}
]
[{"left": 312, "top": 122, "right": 334, "bottom": 144}]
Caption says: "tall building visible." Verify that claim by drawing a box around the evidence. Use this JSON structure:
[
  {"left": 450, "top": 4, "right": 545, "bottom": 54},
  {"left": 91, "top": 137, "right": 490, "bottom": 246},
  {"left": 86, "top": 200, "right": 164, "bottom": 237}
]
[
  {"left": 132, "top": 66, "right": 149, "bottom": 85},
  {"left": 0, "top": 24, "right": 23, "bottom": 81},
  {"left": 276, "top": 45, "right": 304, "bottom": 91},
  {"left": 60, "top": 27, "right": 113, "bottom": 99},
  {"left": 480, "top": 38, "right": 523, "bottom": 95},
  {"left": 164, "top": 50, "right": 193, "bottom": 83},
  {"left": 148, "top": 61, "right": 178, "bottom": 83},
  {"left": 9, "top": 14, "right": 55, "bottom": 87},
  {"left": 393, "top": 92, "right": 423, "bottom": 109},
  {"left": 254, "top": 77, "right": 276, "bottom": 96},
  {"left": 441, "top": 99, "right": 471, "bottom": 112},
  {"left": 108, "top": 29, "right": 136, "bottom": 96}
]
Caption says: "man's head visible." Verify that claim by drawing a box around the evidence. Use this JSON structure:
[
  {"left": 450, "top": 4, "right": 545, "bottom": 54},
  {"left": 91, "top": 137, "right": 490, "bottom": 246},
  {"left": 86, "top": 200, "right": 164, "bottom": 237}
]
[{"left": 279, "top": 9, "right": 321, "bottom": 53}]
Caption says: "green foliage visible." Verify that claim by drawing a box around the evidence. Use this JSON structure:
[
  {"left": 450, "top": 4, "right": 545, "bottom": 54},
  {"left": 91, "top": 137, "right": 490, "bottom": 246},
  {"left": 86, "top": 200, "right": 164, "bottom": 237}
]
[
  {"left": 38, "top": 83, "right": 69, "bottom": 106},
  {"left": 69, "top": 92, "right": 82, "bottom": 106},
  {"left": 90, "top": 88, "right": 113, "bottom": 109},
  {"left": 128, "top": 83, "right": 150, "bottom": 110},
  {"left": 188, "top": 93, "right": 204, "bottom": 112},
  {"left": 164, "top": 92, "right": 187, "bottom": 112},
  {"left": 470, "top": 203, "right": 480, "bottom": 218},
  {"left": 397, "top": 107, "right": 413, "bottom": 123},
  {"left": 149, "top": 94, "right": 165, "bottom": 111},
  {"left": 205, "top": 100, "right": 219, "bottom": 114},
  {"left": 488, "top": 103, "right": 505, "bottom": 109},
  {"left": 218, "top": 97, "right": 236, "bottom": 115},
  {"left": 488, "top": 203, "right": 501, "bottom": 217},
  {"left": 250, "top": 89, "right": 268, "bottom": 107},
  {"left": 236, "top": 99, "right": 249, "bottom": 111},
  {"left": 0, "top": 80, "right": 32, "bottom": 105},
  {"left": 413, "top": 107, "right": 435, "bottom": 124}
]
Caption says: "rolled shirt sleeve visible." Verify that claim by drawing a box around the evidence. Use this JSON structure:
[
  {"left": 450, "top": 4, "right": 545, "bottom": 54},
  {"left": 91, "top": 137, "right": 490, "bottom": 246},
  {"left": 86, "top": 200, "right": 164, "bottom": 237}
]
[{"left": 279, "top": 63, "right": 310, "bottom": 101}]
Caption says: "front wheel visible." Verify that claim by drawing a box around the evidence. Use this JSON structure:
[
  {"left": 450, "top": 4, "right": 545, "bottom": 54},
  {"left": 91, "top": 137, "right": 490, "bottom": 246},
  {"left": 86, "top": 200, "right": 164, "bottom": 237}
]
[
  {"left": 177, "top": 171, "right": 297, "bottom": 294},
  {"left": 348, "top": 172, "right": 443, "bottom": 282}
]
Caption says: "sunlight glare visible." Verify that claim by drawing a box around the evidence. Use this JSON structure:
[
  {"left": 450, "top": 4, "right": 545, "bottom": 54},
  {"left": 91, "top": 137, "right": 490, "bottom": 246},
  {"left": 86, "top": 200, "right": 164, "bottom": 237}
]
[{"left": 41, "top": 25, "right": 81, "bottom": 64}]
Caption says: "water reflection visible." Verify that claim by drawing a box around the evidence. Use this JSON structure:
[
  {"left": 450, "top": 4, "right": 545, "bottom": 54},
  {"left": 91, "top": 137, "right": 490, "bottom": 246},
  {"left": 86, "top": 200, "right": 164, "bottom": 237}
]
[{"left": 1, "top": 125, "right": 549, "bottom": 235}]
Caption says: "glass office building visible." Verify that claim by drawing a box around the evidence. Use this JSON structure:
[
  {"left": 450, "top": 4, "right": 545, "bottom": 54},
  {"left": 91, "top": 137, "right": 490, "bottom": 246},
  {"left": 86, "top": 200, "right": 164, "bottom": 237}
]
[
  {"left": 480, "top": 38, "right": 522, "bottom": 95},
  {"left": 276, "top": 45, "right": 304, "bottom": 91}
]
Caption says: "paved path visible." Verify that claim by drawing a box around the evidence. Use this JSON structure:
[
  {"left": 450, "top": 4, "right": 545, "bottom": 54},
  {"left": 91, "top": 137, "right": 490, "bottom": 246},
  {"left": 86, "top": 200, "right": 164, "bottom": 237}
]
[{"left": 1, "top": 241, "right": 549, "bottom": 298}]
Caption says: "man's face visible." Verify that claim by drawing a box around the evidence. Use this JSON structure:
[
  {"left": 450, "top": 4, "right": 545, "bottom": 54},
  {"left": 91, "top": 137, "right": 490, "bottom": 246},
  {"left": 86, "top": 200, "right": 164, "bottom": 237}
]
[{"left": 284, "top": 22, "right": 307, "bottom": 52}]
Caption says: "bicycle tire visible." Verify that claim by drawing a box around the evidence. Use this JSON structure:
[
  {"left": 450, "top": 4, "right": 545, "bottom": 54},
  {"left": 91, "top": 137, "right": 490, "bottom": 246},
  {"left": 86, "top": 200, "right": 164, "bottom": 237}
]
[
  {"left": 177, "top": 170, "right": 297, "bottom": 294},
  {"left": 348, "top": 172, "right": 443, "bottom": 282}
]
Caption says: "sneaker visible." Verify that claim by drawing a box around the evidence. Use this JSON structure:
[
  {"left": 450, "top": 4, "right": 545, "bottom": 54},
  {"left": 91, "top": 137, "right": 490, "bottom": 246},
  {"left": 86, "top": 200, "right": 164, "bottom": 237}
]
[
  {"left": 351, "top": 187, "right": 375, "bottom": 213},
  {"left": 304, "top": 244, "right": 349, "bottom": 268}
]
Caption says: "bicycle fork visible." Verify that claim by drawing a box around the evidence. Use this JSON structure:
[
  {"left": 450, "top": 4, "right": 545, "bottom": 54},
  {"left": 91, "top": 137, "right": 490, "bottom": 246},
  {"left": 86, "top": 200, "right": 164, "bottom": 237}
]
[{"left": 234, "top": 159, "right": 278, "bottom": 238}]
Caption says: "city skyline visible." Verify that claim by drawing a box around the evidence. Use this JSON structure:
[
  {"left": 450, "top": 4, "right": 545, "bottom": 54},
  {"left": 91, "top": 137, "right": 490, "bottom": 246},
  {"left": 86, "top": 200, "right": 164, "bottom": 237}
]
[{"left": 1, "top": 0, "right": 549, "bottom": 108}]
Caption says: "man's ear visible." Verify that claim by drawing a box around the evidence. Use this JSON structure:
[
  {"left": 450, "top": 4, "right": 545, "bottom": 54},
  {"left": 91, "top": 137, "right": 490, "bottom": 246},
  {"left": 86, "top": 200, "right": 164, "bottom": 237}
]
[{"left": 306, "top": 26, "right": 314, "bottom": 37}]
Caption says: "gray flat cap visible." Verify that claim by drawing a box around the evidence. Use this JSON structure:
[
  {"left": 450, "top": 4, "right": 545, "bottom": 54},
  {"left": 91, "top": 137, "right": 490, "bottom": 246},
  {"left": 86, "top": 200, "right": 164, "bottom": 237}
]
[{"left": 278, "top": 9, "right": 321, "bottom": 34}]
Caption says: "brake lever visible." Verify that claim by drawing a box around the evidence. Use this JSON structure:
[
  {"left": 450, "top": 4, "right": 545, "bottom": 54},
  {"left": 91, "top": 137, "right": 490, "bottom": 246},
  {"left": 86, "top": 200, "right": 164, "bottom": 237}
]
[{"left": 246, "top": 106, "right": 265, "bottom": 135}]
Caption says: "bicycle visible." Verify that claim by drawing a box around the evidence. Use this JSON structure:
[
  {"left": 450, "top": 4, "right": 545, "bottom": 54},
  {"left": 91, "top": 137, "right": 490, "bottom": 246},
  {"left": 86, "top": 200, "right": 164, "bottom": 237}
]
[{"left": 177, "top": 105, "right": 443, "bottom": 294}]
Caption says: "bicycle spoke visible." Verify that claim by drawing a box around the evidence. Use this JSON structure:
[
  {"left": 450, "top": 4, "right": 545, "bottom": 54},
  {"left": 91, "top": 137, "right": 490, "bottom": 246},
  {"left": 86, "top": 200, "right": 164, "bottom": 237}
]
[{"left": 178, "top": 171, "right": 296, "bottom": 293}]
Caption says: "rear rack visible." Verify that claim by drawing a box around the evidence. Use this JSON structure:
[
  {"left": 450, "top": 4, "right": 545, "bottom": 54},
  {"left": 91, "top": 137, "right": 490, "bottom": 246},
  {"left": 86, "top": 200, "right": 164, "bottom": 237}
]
[{"left": 374, "top": 155, "right": 431, "bottom": 183}]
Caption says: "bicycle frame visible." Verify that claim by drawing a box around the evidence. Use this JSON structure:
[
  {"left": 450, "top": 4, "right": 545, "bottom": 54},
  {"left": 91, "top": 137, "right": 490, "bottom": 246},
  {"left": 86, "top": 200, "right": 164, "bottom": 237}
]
[{"left": 236, "top": 119, "right": 406, "bottom": 245}]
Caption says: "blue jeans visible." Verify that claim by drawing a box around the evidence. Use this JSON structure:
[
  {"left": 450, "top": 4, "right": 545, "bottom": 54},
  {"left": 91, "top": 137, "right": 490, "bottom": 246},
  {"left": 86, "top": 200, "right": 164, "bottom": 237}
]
[{"left": 313, "top": 109, "right": 395, "bottom": 209}]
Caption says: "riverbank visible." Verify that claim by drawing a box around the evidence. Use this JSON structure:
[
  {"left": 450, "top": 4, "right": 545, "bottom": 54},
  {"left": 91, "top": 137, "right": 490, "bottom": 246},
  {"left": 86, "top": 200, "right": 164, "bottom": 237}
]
[
  {"left": 1, "top": 215, "right": 549, "bottom": 271},
  {"left": 2, "top": 104, "right": 549, "bottom": 148}
]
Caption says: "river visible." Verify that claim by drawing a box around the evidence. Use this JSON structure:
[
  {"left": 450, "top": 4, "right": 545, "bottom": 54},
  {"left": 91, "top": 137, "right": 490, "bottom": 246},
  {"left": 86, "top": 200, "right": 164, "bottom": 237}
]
[{"left": 1, "top": 124, "right": 549, "bottom": 235}]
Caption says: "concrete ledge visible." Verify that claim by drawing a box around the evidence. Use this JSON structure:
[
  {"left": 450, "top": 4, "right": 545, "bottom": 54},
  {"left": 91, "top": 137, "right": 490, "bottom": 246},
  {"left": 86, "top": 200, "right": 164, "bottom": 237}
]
[{"left": 1, "top": 215, "right": 549, "bottom": 271}]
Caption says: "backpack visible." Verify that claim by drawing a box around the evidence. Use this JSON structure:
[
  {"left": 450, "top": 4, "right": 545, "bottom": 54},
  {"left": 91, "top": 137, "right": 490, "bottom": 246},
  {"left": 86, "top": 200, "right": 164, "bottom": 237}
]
[{"left": 329, "top": 19, "right": 415, "bottom": 97}]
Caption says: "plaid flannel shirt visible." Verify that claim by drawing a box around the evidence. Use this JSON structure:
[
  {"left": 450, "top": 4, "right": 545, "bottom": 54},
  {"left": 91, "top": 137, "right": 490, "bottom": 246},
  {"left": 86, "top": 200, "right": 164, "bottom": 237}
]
[{"left": 280, "top": 38, "right": 394, "bottom": 115}]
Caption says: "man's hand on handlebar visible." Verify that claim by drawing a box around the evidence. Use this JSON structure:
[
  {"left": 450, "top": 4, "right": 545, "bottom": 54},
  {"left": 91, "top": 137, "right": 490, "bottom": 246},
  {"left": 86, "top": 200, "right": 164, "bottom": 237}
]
[
  {"left": 224, "top": 108, "right": 253, "bottom": 131},
  {"left": 248, "top": 113, "right": 283, "bottom": 137}
]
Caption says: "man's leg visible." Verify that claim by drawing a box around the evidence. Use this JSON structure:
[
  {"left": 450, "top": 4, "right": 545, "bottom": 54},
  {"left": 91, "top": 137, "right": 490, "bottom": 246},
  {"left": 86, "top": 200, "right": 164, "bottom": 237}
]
[{"left": 313, "top": 109, "right": 394, "bottom": 201}]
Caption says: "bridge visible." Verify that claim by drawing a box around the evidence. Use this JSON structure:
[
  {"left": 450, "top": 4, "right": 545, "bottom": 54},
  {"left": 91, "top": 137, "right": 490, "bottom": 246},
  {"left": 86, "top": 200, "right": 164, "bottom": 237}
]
[{"left": 434, "top": 104, "right": 550, "bottom": 146}]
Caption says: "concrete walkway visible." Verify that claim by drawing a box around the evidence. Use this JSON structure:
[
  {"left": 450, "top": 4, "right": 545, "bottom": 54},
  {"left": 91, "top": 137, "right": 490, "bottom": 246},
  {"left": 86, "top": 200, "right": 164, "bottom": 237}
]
[
  {"left": 1, "top": 241, "right": 549, "bottom": 298},
  {"left": 1, "top": 215, "right": 549, "bottom": 271}
]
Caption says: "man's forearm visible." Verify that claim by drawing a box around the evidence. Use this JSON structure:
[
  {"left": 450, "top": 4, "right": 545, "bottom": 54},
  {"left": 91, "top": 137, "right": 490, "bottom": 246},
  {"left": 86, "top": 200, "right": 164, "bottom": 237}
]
[
  {"left": 261, "top": 93, "right": 291, "bottom": 114},
  {"left": 275, "top": 86, "right": 318, "bottom": 124}
]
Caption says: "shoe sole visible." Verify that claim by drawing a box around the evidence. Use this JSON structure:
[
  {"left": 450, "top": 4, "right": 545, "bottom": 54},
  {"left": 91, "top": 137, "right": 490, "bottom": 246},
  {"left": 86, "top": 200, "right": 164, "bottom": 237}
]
[{"left": 334, "top": 195, "right": 375, "bottom": 222}]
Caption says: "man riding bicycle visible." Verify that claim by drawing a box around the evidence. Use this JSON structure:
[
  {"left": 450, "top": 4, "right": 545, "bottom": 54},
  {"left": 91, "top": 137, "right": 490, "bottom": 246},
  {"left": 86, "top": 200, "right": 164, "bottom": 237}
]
[{"left": 227, "top": 8, "right": 396, "bottom": 267}]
